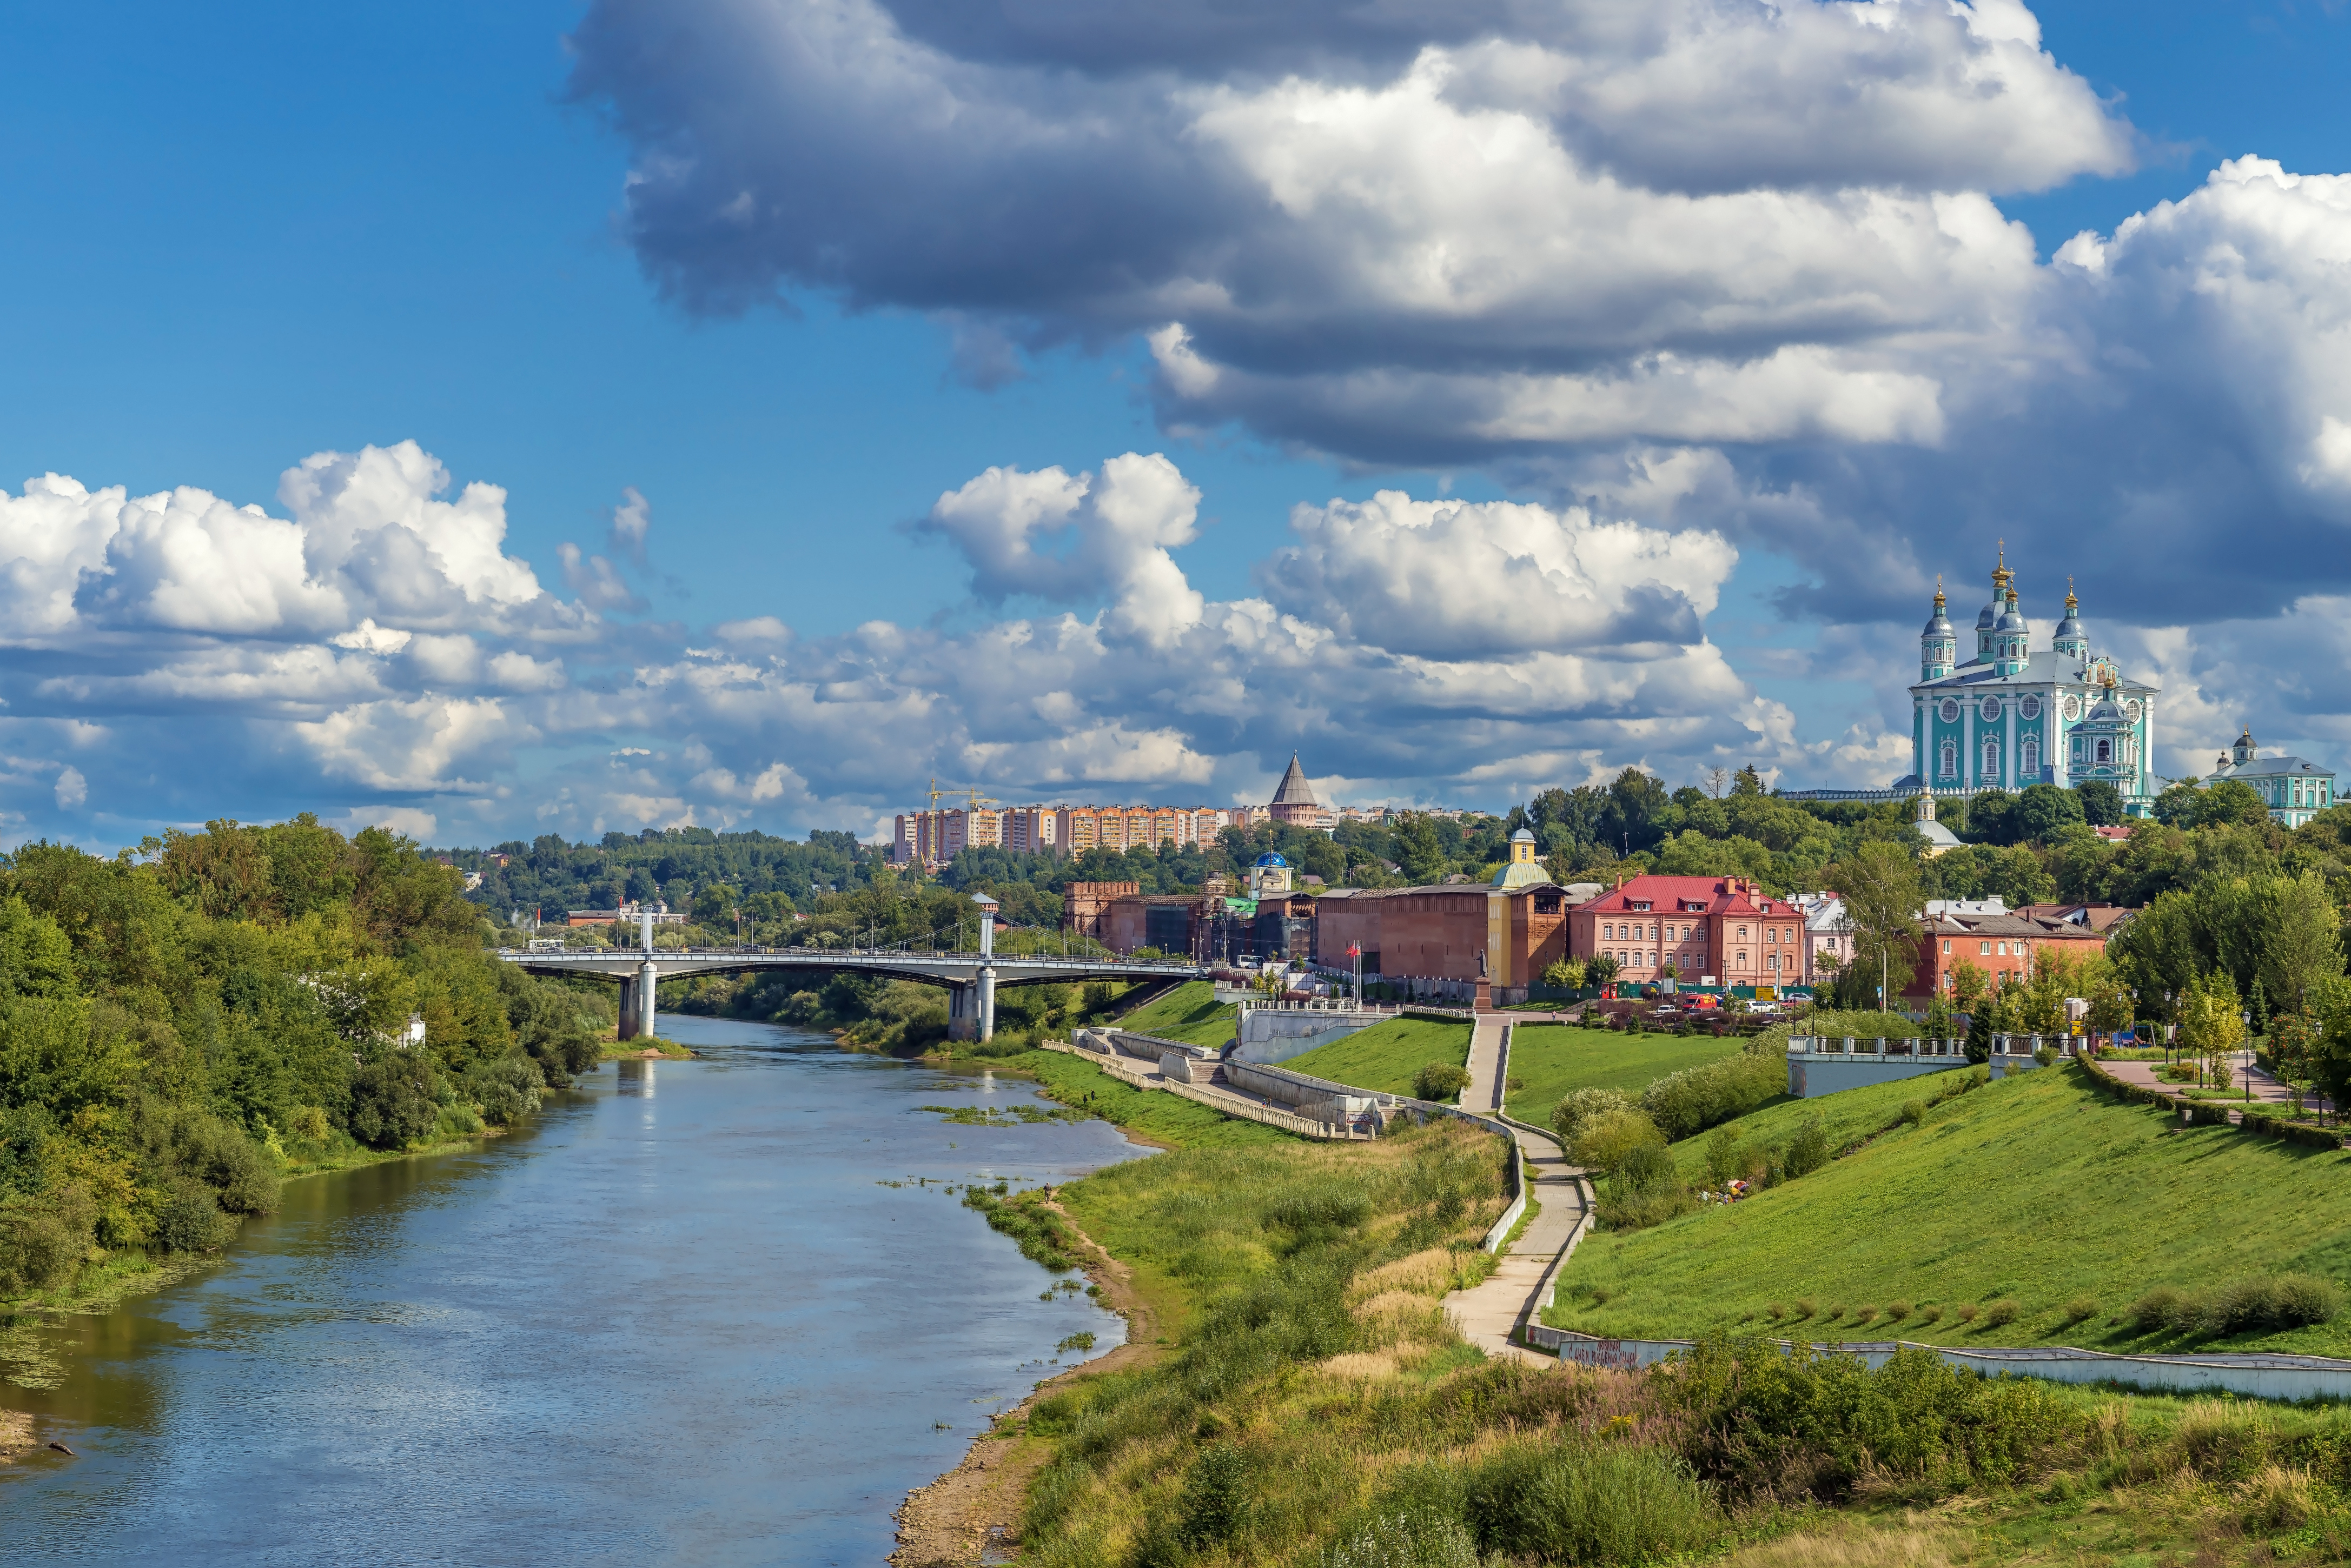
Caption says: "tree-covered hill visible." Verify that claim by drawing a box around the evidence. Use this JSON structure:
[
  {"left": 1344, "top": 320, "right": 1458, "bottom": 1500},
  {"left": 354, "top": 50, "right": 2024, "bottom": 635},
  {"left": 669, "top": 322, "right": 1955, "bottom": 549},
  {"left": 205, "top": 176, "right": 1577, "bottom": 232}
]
[{"left": 2, "top": 816, "right": 606, "bottom": 1303}]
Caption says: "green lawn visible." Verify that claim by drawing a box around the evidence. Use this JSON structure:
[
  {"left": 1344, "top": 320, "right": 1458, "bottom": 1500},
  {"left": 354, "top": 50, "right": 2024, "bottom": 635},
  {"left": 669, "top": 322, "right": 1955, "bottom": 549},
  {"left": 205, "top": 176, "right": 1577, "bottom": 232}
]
[
  {"left": 1017, "top": 1047, "right": 1286, "bottom": 1150},
  {"left": 1281, "top": 1016, "right": 1473, "bottom": 1095},
  {"left": 1547, "top": 1060, "right": 2351, "bottom": 1355},
  {"left": 1502, "top": 1024, "right": 1749, "bottom": 1121},
  {"left": 1113, "top": 980, "right": 1237, "bottom": 1047}
]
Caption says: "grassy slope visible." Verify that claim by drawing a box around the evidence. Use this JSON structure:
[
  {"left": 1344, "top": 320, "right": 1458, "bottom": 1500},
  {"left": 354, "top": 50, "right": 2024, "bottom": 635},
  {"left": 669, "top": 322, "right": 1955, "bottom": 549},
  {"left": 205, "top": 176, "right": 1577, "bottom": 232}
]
[
  {"left": 1017, "top": 1047, "right": 1287, "bottom": 1150},
  {"left": 1282, "top": 1016, "right": 1473, "bottom": 1095},
  {"left": 1502, "top": 1023, "right": 1748, "bottom": 1120},
  {"left": 1113, "top": 981, "right": 1237, "bottom": 1047},
  {"left": 1551, "top": 1061, "right": 2351, "bottom": 1354}
]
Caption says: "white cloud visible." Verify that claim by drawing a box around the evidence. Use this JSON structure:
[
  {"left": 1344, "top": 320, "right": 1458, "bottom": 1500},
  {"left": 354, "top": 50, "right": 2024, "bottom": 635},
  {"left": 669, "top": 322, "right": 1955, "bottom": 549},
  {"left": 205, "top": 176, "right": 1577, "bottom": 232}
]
[
  {"left": 54, "top": 766, "right": 85, "bottom": 811},
  {"left": 609, "top": 486, "right": 652, "bottom": 570},
  {"left": 294, "top": 695, "right": 527, "bottom": 794},
  {"left": 715, "top": 615, "right": 791, "bottom": 645}
]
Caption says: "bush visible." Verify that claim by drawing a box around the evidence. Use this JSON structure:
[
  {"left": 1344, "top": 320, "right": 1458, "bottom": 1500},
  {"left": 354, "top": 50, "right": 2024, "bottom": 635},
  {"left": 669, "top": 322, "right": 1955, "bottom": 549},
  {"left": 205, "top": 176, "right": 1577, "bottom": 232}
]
[
  {"left": 162, "top": 1107, "right": 280, "bottom": 1215},
  {"left": 1983, "top": 1299, "right": 2020, "bottom": 1328},
  {"left": 1917, "top": 1304, "right": 1941, "bottom": 1324},
  {"left": 463, "top": 1053, "right": 546, "bottom": 1127},
  {"left": 1552, "top": 1087, "right": 1634, "bottom": 1149},
  {"left": 0, "top": 1186, "right": 97, "bottom": 1296},
  {"left": 1885, "top": 1300, "right": 1911, "bottom": 1322},
  {"left": 1463, "top": 1438, "right": 1720, "bottom": 1564},
  {"left": 1900, "top": 1099, "right": 1928, "bottom": 1126},
  {"left": 1571, "top": 1108, "right": 1666, "bottom": 1174},
  {"left": 349, "top": 1053, "right": 441, "bottom": 1150},
  {"left": 154, "top": 1177, "right": 235, "bottom": 1253},
  {"left": 1413, "top": 1061, "right": 1472, "bottom": 1102},
  {"left": 1780, "top": 1118, "right": 1832, "bottom": 1179},
  {"left": 1641, "top": 1046, "right": 1784, "bottom": 1140},
  {"left": 1177, "top": 1440, "right": 1250, "bottom": 1549},
  {"left": 2061, "top": 1294, "right": 2098, "bottom": 1326},
  {"left": 1956, "top": 1303, "right": 1978, "bottom": 1324}
]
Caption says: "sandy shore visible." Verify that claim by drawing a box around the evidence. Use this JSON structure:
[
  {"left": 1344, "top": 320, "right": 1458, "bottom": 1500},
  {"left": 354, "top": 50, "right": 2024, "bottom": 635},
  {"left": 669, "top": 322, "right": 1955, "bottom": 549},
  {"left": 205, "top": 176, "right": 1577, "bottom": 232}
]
[{"left": 891, "top": 1196, "right": 1164, "bottom": 1567}]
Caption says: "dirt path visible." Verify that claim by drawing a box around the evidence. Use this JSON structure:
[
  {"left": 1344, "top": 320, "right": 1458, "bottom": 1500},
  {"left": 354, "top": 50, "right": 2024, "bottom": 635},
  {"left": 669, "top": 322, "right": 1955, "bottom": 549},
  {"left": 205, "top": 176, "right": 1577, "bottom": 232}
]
[{"left": 891, "top": 1199, "right": 1164, "bottom": 1567}]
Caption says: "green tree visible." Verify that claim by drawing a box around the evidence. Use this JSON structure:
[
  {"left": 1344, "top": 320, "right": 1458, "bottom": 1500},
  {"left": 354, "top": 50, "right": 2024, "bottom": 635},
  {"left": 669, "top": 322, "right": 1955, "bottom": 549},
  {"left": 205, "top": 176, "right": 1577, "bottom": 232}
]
[
  {"left": 2010, "top": 783, "right": 2087, "bottom": 845},
  {"left": 692, "top": 882, "right": 738, "bottom": 929},
  {"left": 1586, "top": 952, "right": 1621, "bottom": 991},
  {"left": 1731, "top": 765, "right": 1766, "bottom": 797},
  {"left": 1826, "top": 841, "right": 1922, "bottom": 1005},
  {"left": 2076, "top": 780, "right": 2125, "bottom": 827},
  {"left": 2264, "top": 869, "right": 2345, "bottom": 1012}
]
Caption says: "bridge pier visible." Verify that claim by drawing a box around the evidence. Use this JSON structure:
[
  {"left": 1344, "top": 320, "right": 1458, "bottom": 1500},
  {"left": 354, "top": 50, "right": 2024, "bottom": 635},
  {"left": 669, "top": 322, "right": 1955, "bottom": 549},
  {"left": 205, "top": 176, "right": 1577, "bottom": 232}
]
[
  {"left": 977, "top": 966, "right": 996, "bottom": 1042},
  {"left": 618, "top": 977, "right": 639, "bottom": 1040},
  {"left": 638, "top": 958, "right": 658, "bottom": 1041},
  {"left": 948, "top": 981, "right": 976, "bottom": 1042}
]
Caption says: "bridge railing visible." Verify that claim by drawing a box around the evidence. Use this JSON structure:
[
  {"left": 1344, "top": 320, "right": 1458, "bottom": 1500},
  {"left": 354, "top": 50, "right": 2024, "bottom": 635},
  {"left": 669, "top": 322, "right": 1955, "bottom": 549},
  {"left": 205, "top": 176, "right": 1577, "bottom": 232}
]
[{"left": 494, "top": 944, "right": 1205, "bottom": 972}]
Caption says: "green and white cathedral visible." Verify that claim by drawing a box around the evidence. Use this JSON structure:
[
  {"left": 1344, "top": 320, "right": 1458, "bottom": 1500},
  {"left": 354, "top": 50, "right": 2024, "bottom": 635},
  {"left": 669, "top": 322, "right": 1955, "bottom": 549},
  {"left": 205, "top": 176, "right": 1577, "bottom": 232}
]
[{"left": 1900, "top": 554, "right": 2158, "bottom": 812}]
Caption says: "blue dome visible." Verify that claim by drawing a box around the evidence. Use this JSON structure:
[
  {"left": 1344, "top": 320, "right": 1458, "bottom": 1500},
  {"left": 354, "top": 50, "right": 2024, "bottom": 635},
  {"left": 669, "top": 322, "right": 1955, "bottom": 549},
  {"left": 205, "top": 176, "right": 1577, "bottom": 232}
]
[{"left": 1253, "top": 852, "right": 1288, "bottom": 867}]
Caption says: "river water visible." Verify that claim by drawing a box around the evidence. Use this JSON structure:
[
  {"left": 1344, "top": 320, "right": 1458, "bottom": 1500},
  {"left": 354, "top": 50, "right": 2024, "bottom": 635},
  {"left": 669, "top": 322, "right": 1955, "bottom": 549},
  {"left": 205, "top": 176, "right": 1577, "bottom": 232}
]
[{"left": 0, "top": 1016, "right": 1139, "bottom": 1565}]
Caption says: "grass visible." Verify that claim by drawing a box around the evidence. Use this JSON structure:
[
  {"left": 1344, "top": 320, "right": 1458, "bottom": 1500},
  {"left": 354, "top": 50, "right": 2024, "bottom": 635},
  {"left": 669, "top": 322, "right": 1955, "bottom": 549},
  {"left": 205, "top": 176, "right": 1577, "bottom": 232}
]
[
  {"left": 1548, "top": 1060, "right": 2351, "bottom": 1354},
  {"left": 1016, "top": 1047, "right": 1289, "bottom": 1149},
  {"left": 1112, "top": 980, "right": 1238, "bottom": 1047},
  {"left": 1281, "top": 1015, "right": 1474, "bottom": 1095},
  {"left": 1503, "top": 1022, "right": 1749, "bottom": 1121}
]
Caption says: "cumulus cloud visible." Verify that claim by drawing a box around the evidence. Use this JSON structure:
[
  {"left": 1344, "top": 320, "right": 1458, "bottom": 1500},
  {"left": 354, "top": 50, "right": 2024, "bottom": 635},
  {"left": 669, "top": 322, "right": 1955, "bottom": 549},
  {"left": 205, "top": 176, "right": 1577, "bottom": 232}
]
[{"left": 566, "top": 0, "right": 2351, "bottom": 652}]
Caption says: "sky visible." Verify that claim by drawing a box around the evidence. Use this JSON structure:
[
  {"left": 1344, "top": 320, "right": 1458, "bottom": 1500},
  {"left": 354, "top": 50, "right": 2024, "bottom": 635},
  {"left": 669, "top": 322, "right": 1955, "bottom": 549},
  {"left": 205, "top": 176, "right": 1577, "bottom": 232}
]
[{"left": 3, "top": 0, "right": 2350, "bottom": 850}]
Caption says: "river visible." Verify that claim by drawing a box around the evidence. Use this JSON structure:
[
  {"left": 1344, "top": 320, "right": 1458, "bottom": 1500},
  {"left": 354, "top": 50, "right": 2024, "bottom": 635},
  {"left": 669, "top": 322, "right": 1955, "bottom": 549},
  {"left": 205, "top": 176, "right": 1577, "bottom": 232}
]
[{"left": 0, "top": 1016, "right": 1140, "bottom": 1565}]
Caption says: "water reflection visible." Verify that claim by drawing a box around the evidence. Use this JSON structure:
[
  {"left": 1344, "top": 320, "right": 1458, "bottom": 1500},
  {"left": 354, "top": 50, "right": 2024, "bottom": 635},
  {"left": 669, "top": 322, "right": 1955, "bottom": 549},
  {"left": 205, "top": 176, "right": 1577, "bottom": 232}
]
[{"left": 0, "top": 1016, "right": 1138, "bottom": 1566}]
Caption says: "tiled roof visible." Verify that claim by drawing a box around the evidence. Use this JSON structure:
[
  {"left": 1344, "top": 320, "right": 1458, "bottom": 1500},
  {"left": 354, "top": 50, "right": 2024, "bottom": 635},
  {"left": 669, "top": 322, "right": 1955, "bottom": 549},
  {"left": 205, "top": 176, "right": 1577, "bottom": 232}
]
[{"left": 1578, "top": 874, "right": 1797, "bottom": 918}]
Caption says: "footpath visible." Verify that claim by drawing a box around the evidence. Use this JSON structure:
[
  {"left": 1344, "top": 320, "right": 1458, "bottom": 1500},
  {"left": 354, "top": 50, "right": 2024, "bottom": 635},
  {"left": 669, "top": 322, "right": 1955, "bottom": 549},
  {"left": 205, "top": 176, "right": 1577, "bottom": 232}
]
[
  {"left": 1439, "top": 1016, "right": 1594, "bottom": 1365},
  {"left": 2102, "top": 1052, "right": 2335, "bottom": 1124}
]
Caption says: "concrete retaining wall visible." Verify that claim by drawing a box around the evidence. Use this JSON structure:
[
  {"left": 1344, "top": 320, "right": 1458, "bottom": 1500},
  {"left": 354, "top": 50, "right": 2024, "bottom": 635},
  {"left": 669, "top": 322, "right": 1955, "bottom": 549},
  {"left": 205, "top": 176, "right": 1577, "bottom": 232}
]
[
  {"left": 1521, "top": 1327, "right": 2351, "bottom": 1403},
  {"left": 1223, "top": 1059, "right": 1383, "bottom": 1125},
  {"left": 1231, "top": 1006, "right": 1388, "bottom": 1065},
  {"left": 1786, "top": 1035, "right": 2065, "bottom": 1097}
]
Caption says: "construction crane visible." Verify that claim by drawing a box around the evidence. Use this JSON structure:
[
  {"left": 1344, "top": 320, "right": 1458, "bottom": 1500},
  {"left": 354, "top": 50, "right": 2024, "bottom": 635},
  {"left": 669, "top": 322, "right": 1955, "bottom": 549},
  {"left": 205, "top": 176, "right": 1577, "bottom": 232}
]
[{"left": 921, "top": 778, "right": 999, "bottom": 811}]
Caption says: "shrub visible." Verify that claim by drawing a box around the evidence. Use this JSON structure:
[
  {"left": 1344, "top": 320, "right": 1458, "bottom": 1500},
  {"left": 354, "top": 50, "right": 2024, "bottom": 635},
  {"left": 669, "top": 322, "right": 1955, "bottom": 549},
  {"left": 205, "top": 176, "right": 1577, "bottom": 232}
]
[
  {"left": 1177, "top": 1441, "right": 1250, "bottom": 1549},
  {"left": 1413, "top": 1061, "right": 1472, "bottom": 1102},
  {"left": 1917, "top": 1304, "right": 1941, "bottom": 1325},
  {"left": 1765, "top": 1302, "right": 1785, "bottom": 1320},
  {"left": 1641, "top": 1046, "right": 1785, "bottom": 1140},
  {"left": 1571, "top": 1108, "right": 1666, "bottom": 1174},
  {"left": 1823, "top": 1303, "right": 1844, "bottom": 1322},
  {"left": 349, "top": 1053, "right": 441, "bottom": 1149},
  {"left": 1792, "top": 1297, "right": 1816, "bottom": 1319},
  {"left": 1900, "top": 1099, "right": 1928, "bottom": 1126},
  {"left": 163, "top": 1107, "right": 280, "bottom": 1215},
  {"left": 1983, "top": 1299, "right": 2020, "bottom": 1328},
  {"left": 0, "top": 1185, "right": 97, "bottom": 1296},
  {"left": 1780, "top": 1118, "right": 1832, "bottom": 1179},
  {"left": 1463, "top": 1438, "right": 1720, "bottom": 1564},
  {"left": 463, "top": 1053, "right": 546, "bottom": 1127},
  {"left": 154, "top": 1177, "right": 235, "bottom": 1253},
  {"left": 1703, "top": 1125, "right": 1741, "bottom": 1187},
  {"left": 1552, "top": 1087, "right": 1635, "bottom": 1148},
  {"left": 1854, "top": 1306, "right": 1878, "bottom": 1326},
  {"left": 1956, "top": 1303, "right": 1978, "bottom": 1324},
  {"left": 1885, "top": 1300, "right": 1911, "bottom": 1323},
  {"left": 2061, "top": 1295, "right": 2098, "bottom": 1327}
]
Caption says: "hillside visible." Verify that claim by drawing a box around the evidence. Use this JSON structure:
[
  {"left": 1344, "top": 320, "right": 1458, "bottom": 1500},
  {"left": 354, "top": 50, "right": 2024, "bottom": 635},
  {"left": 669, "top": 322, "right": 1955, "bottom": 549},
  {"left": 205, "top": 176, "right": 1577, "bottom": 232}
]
[
  {"left": 1547, "top": 1061, "right": 2351, "bottom": 1356},
  {"left": 1502, "top": 1022, "right": 1748, "bottom": 1120},
  {"left": 1114, "top": 981, "right": 1237, "bottom": 1047},
  {"left": 1282, "top": 1016, "right": 1474, "bottom": 1095}
]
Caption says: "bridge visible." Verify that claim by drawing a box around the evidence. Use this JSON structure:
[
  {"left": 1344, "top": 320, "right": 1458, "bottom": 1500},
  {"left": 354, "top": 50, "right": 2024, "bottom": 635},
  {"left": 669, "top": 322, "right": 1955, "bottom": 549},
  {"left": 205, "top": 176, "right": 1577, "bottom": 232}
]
[{"left": 498, "top": 902, "right": 1206, "bottom": 1042}]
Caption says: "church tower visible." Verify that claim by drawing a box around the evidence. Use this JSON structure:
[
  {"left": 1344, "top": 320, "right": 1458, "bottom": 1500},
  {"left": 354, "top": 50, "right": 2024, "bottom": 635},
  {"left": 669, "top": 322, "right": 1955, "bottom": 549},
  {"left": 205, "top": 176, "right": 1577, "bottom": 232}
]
[
  {"left": 2052, "top": 579, "right": 2089, "bottom": 665},
  {"left": 1993, "top": 583, "right": 2031, "bottom": 675},
  {"left": 1975, "top": 547, "right": 2011, "bottom": 662},
  {"left": 1920, "top": 578, "right": 1955, "bottom": 679}
]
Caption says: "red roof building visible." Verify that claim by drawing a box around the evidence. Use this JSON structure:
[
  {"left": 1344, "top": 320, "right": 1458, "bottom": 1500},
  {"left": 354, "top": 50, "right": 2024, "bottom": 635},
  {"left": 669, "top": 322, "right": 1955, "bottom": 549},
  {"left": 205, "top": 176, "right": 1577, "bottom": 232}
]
[{"left": 1567, "top": 875, "right": 1807, "bottom": 988}]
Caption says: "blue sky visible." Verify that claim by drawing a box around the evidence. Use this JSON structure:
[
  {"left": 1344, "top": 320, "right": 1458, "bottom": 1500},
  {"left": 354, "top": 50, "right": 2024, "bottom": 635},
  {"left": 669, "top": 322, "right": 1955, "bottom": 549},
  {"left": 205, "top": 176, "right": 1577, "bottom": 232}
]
[{"left": 4, "top": 0, "right": 2350, "bottom": 848}]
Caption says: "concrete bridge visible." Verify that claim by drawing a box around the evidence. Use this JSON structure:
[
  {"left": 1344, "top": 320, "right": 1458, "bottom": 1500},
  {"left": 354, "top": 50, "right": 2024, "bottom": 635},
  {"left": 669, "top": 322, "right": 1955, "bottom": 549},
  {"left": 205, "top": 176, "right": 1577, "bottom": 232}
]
[{"left": 498, "top": 902, "right": 1204, "bottom": 1042}]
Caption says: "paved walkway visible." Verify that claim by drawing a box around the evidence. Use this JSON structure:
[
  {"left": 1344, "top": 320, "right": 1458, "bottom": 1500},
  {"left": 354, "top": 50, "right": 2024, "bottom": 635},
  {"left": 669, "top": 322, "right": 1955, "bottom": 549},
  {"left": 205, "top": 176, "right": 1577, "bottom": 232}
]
[
  {"left": 1462, "top": 1013, "right": 1509, "bottom": 1113},
  {"left": 1442, "top": 1115, "right": 1591, "bottom": 1365},
  {"left": 2103, "top": 1051, "right": 2334, "bottom": 1121}
]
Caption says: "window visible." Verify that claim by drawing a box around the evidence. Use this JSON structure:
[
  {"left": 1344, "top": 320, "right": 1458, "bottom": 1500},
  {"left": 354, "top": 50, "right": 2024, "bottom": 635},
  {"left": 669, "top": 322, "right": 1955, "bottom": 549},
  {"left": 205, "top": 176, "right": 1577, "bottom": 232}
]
[
  {"left": 1981, "top": 696, "right": 2003, "bottom": 721},
  {"left": 1604, "top": 923, "right": 1614, "bottom": 939},
  {"left": 1737, "top": 951, "right": 1747, "bottom": 965},
  {"left": 1997, "top": 941, "right": 2008, "bottom": 955},
  {"left": 1738, "top": 926, "right": 1748, "bottom": 940},
  {"left": 1534, "top": 893, "right": 1560, "bottom": 915},
  {"left": 1979, "top": 941, "right": 1990, "bottom": 955},
  {"left": 1982, "top": 738, "right": 2000, "bottom": 778},
  {"left": 1768, "top": 952, "right": 1779, "bottom": 971},
  {"left": 2096, "top": 739, "right": 2110, "bottom": 763},
  {"left": 2021, "top": 695, "right": 2041, "bottom": 720},
  {"left": 1939, "top": 697, "right": 1959, "bottom": 723},
  {"left": 1942, "top": 940, "right": 1951, "bottom": 954},
  {"left": 2021, "top": 739, "right": 2039, "bottom": 777}
]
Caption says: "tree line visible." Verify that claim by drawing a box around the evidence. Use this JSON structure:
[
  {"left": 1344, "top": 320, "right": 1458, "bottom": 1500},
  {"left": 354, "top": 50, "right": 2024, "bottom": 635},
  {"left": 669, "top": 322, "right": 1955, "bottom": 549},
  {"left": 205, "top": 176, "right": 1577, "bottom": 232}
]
[{"left": 2, "top": 816, "right": 605, "bottom": 1301}]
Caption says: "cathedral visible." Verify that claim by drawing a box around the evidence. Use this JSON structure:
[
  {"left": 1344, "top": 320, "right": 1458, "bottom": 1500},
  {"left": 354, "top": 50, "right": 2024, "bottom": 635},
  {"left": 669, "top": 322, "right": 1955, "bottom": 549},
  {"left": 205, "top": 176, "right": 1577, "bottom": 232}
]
[{"left": 1898, "top": 552, "right": 2159, "bottom": 812}]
